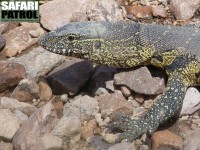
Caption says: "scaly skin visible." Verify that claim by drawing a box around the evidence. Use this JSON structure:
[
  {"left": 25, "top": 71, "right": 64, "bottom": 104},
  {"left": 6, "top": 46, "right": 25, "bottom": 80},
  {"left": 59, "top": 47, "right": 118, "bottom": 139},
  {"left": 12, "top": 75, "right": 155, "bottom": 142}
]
[{"left": 38, "top": 21, "right": 200, "bottom": 142}]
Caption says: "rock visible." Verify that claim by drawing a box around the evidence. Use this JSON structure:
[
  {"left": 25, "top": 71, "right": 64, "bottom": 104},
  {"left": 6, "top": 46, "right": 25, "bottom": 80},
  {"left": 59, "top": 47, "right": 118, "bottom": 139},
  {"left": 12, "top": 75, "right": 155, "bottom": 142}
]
[
  {"left": 0, "top": 22, "right": 19, "bottom": 34},
  {"left": 108, "top": 142, "right": 136, "bottom": 150},
  {"left": 14, "top": 110, "right": 29, "bottom": 124},
  {"left": 97, "top": 91, "right": 133, "bottom": 116},
  {"left": 0, "top": 97, "right": 37, "bottom": 116},
  {"left": 114, "top": 67, "right": 165, "bottom": 95},
  {"left": 170, "top": 0, "right": 200, "bottom": 20},
  {"left": 38, "top": 77, "right": 53, "bottom": 102},
  {"left": 30, "top": 133, "right": 63, "bottom": 150},
  {"left": 180, "top": 87, "right": 200, "bottom": 116},
  {"left": 183, "top": 129, "right": 200, "bottom": 150},
  {"left": 95, "top": 87, "right": 108, "bottom": 96},
  {"left": 9, "top": 47, "right": 65, "bottom": 79},
  {"left": 121, "top": 86, "right": 131, "bottom": 97},
  {"left": 105, "top": 80, "right": 115, "bottom": 92},
  {"left": 81, "top": 119, "right": 98, "bottom": 140},
  {"left": 47, "top": 59, "right": 93, "bottom": 95},
  {"left": 63, "top": 95, "right": 99, "bottom": 121},
  {"left": 87, "top": 66, "right": 116, "bottom": 95},
  {"left": 0, "top": 61, "right": 26, "bottom": 93},
  {"left": 0, "top": 109, "right": 20, "bottom": 141},
  {"left": 0, "top": 141, "right": 13, "bottom": 150},
  {"left": 151, "top": 130, "right": 183, "bottom": 150},
  {"left": 102, "top": 133, "right": 116, "bottom": 143},
  {"left": 11, "top": 79, "right": 40, "bottom": 102},
  {"left": 89, "top": 136, "right": 114, "bottom": 150},
  {"left": 143, "top": 100, "right": 153, "bottom": 109},
  {"left": 152, "top": 5, "right": 167, "bottom": 18},
  {"left": 12, "top": 102, "right": 59, "bottom": 150},
  {"left": 134, "top": 93, "right": 145, "bottom": 104},
  {"left": 125, "top": 5, "right": 152, "bottom": 19},
  {"left": 1, "top": 23, "right": 45, "bottom": 57},
  {"left": 40, "top": 0, "right": 124, "bottom": 31},
  {"left": 0, "top": 34, "right": 6, "bottom": 51},
  {"left": 51, "top": 114, "right": 81, "bottom": 141}
]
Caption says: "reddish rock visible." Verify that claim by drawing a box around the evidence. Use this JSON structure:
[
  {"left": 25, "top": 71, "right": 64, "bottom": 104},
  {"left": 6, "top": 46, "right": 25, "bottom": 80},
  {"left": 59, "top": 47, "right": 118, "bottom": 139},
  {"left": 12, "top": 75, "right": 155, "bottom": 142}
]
[
  {"left": 13, "top": 102, "right": 59, "bottom": 150},
  {"left": 151, "top": 130, "right": 183, "bottom": 150},
  {"left": 11, "top": 79, "right": 40, "bottom": 102},
  {"left": 81, "top": 119, "right": 98, "bottom": 140},
  {"left": 38, "top": 77, "right": 53, "bottom": 102},
  {"left": 97, "top": 91, "right": 133, "bottom": 116},
  {"left": 170, "top": 0, "right": 200, "bottom": 20},
  {"left": 1, "top": 23, "right": 45, "bottom": 57},
  {"left": 134, "top": 93, "right": 145, "bottom": 104},
  {"left": 114, "top": 67, "right": 165, "bottom": 95},
  {"left": 0, "top": 22, "right": 19, "bottom": 34},
  {"left": 0, "top": 61, "right": 26, "bottom": 93},
  {"left": 125, "top": 5, "right": 153, "bottom": 19},
  {"left": 152, "top": 5, "right": 167, "bottom": 18},
  {"left": 121, "top": 86, "right": 131, "bottom": 97}
]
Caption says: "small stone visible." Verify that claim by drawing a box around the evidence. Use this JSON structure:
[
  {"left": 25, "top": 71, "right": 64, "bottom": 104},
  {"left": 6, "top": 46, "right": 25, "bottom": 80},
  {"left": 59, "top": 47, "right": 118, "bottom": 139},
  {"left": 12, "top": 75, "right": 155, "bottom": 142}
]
[
  {"left": 102, "top": 133, "right": 117, "bottom": 143},
  {"left": 47, "top": 59, "right": 93, "bottom": 95},
  {"left": 143, "top": 100, "right": 154, "bottom": 109},
  {"left": 97, "top": 91, "right": 133, "bottom": 116},
  {"left": 152, "top": 5, "right": 167, "bottom": 18},
  {"left": 51, "top": 114, "right": 81, "bottom": 141},
  {"left": 63, "top": 95, "right": 99, "bottom": 121},
  {"left": 108, "top": 142, "right": 136, "bottom": 150},
  {"left": 180, "top": 87, "right": 200, "bottom": 116},
  {"left": 139, "top": 145, "right": 149, "bottom": 150},
  {"left": 134, "top": 94, "right": 145, "bottom": 104},
  {"left": 151, "top": 130, "right": 183, "bottom": 150},
  {"left": 1, "top": 23, "right": 45, "bottom": 57},
  {"left": 60, "top": 94, "right": 68, "bottom": 103},
  {"left": 0, "top": 97, "right": 37, "bottom": 116},
  {"left": 95, "top": 87, "right": 108, "bottom": 96},
  {"left": 9, "top": 47, "right": 65, "bottom": 79},
  {"left": 30, "top": 133, "right": 63, "bottom": 150},
  {"left": 0, "top": 61, "right": 26, "bottom": 93},
  {"left": 0, "top": 141, "right": 13, "bottom": 150},
  {"left": 170, "top": 0, "right": 200, "bottom": 20},
  {"left": 38, "top": 77, "right": 52, "bottom": 102},
  {"left": 81, "top": 119, "right": 97, "bottom": 140},
  {"left": 105, "top": 80, "right": 115, "bottom": 92},
  {"left": 11, "top": 79, "right": 40, "bottom": 102},
  {"left": 13, "top": 102, "right": 59, "bottom": 150},
  {"left": 125, "top": 5, "right": 153, "bottom": 19},
  {"left": 14, "top": 110, "right": 29, "bottom": 124},
  {"left": 114, "top": 67, "right": 165, "bottom": 95},
  {"left": 121, "top": 86, "right": 131, "bottom": 97},
  {"left": 0, "top": 109, "right": 20, "bottom": 141}
]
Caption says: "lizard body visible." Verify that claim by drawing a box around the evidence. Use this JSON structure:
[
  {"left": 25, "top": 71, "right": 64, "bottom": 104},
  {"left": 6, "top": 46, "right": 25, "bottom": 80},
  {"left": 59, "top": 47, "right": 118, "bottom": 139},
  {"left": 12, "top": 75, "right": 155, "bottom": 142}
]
[{"left": 38, "top": 21, "right": 200, "bottom": 142}]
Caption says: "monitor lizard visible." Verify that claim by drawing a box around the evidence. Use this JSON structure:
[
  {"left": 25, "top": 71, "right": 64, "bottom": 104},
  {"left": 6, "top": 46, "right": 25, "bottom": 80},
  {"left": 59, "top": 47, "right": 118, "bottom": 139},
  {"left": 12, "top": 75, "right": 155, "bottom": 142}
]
[{"left": 38, "top": 21, "right": 200, "bottom": 142}]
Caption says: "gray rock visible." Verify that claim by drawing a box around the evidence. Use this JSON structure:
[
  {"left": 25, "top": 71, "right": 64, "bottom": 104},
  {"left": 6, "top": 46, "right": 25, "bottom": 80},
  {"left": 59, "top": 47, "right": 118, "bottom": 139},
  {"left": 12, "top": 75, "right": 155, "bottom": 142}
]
[
  {"left": 9, "top": 47, "right": 65, "bottom": 79},
  {"left": 13, "top": 102, "right": 59, "bottom": 150},
  {"left": 0, "top": 97, "right": 37, "bottom": 116},
  {"left": 0, "top": 34, "right": 6, "bottom": 51},
  {"left": 40, "top": 0, "right": 124, "bottom": 31},
  {"left": 47, "top": 59, "right": 93, "bottom": 95},
  {"left": 95, "top": 87, "right": 109, "bottom": 96},
  {"left": 51, "top": 114, "right": 81, "bottom": 141},
  {"left": 0, "top": 109, "right": 20, "bottom": 141},
  {"left": 14, "top": 110, "right": 29, "bottom": 125},
  {"left": 170, "top": 0, "right": 200, "bottom": 20},
  {"left": 108, "top": 142, "right": 136, "bottom": 150},
  {"left": 97, "top": 91, "right": 133, "bottom": 116},
  {"left": 0, "top": 142, "right": 13, "bottom": 150},
  {"left": 11, "top": 79, "right": 40, "bottom": 102},
  {"left": 1, "top": 23, "right": 45, "bottom": 57},
  {"left": 0, "top": 61, "right": 26, "bottom": 93},
  {"left": 30, "top": 133, "right": 63, "bottom": 150},
  {"left": 180, "top": 87, "right": 200, "bottom": 116},
  {"left": 114, "top": 67, "right": 165, "bottom": 95},
  {"left": 63, "top": 95, "right": 99, "bottom": 121},
  {"left": 183, "top": 129, "right": 200, "bottom": 150}
]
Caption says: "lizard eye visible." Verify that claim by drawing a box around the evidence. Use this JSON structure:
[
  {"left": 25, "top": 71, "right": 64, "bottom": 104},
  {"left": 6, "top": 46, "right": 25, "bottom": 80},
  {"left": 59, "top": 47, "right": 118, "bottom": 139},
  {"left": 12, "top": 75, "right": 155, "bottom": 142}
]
[{"left": 68, "top": 35, "right": 75, "bottom": 41}]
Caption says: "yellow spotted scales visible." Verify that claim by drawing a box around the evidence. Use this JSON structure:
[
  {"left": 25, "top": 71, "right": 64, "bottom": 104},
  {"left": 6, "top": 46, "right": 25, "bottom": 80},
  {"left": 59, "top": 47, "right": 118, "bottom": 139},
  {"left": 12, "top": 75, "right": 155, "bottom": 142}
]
[{"left": 39, "top": 21, "right": 200, "bottom": 142}]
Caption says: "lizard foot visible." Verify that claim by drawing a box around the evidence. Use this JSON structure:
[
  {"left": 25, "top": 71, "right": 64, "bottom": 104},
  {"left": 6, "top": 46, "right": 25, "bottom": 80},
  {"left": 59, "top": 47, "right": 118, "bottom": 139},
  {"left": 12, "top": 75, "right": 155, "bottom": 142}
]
[{"left": 110, "top": 115, "right": 146, "bottom": 142}]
